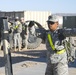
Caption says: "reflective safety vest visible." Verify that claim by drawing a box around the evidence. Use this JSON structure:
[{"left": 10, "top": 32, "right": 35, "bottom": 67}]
[
  {"left": 47, "top": 33, "right": 55, "bottom": 50},
  {"left": 14, "top": 21, "right": 21, "bottom": 29},
  {"left": 47, "top": 33, "right": 65, "bottom": 54}
]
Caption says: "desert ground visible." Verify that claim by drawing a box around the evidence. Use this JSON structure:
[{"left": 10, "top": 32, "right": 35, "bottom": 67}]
[{"left": 0, "top": 44, "right": 76, "bottom": 75}]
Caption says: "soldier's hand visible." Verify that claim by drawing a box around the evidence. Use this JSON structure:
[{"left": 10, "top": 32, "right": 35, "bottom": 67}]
[
  {"left": 58, "top": 29, "right": 65, "bottom": 40},
  {"left": 9, "top": 29, "right": 12, "bottom": 33}
]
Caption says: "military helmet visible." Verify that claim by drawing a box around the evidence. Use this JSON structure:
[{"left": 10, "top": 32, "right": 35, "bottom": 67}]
[
  {"left": 47, "top": 15, "right": 59, "bottom": 22},
  {"left": 15, "top": 17, "right": 19, "bottom": 20},
  {"left": 20, "top": 17, "right": 24, "bottom": 20}
]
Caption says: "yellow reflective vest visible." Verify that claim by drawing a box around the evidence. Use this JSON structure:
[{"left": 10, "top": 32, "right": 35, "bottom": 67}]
[
  {"left": 47, "top": 33, "right": 65, "bottom": 54},
  {"left": 47, "top": 33, "right": 55, "bottom": 50},
  {"left": 14, "top": 21, "right": 21, "bottom": 29}
]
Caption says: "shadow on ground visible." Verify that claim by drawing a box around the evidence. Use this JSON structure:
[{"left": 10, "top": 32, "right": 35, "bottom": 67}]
[
  {"left": 0, "top": 50, "right": 47, "bottom": 67},
  {"left": 68, "top": 59, "right": 76, "bottom": 68},
  {"left": 1, "top": 49, "right": 76, "bottom": 68},
  {"left": 0, "top": 56, "right": 5, "bottom": 67}
]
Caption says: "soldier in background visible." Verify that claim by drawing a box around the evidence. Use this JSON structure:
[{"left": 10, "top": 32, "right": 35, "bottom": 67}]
[
  {"left": 13, "top": 17, "right": 22, "bottom": 51},
  {"left": 45, "top": 15, "right": 76, "bottom": 75},
  {"left": 28, "top": 21, "right": 36, "bottom": 43},
  {"left": 8, "top": 21, "right": 13, "bottom": 50},
  {"left": 20, "top": 17, "right": 27, "bottom": 48}
]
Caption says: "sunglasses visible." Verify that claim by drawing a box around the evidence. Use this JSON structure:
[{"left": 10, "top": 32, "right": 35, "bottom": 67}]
[{"left": 47, "top": 21, "right": 55, "bottom": 25}]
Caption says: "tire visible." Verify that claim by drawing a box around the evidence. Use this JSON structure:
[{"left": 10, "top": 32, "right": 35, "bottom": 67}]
[{"left": 27, "top": 38, "right": 42, "bottom": 49}]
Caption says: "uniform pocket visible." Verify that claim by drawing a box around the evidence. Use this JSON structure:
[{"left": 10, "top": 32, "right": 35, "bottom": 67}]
[
  {"left": 50, "top": 52, "right": 67, "bottom": 64},
  {"left": 50, "top": 53, "right": 62, "bottom": 64}
]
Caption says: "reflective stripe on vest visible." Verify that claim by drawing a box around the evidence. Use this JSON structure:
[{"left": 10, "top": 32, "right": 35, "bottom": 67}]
[
  {"left": 14, "top": 21, "right": 21, "bottom": 29},
  {"left": 47, "top": 33, "right": 55, "bottom": 50},
  {"left": 14, "top": 25, "right": 19, "bottom": 29},
  {"left": 56, "top": 49, "right": 65, "bottom": 54},
  {"left": 47, "top": 33, "right": 65, "bottom": 54}
]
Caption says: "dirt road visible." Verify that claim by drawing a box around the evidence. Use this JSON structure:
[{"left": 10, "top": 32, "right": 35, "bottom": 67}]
[{"left": 0, "top": 44, "right": 76, "bottom": 75}]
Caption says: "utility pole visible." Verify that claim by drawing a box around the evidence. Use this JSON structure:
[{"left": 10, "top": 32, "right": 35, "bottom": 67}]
[{"left": 0, "top": 17, "right": 13, "bottom": 75}]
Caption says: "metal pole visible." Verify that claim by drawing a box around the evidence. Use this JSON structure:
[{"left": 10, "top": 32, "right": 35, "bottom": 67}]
[{"left": 1, "top": 17, "right": 13, "bottom": 75}]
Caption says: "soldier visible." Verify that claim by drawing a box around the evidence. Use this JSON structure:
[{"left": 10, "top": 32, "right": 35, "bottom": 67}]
[
  {"left": 20, "top": 17, "right": 27, "bottom": 48},
  {"left": 28, "top": 21, "right": 36, "bottom": 43},
  {"left": 8, "top": 21, "right": 13, "bottom": 50},
  {"left": 13, "top": 17, "right": 22, "bottom": 51},
  {"left": 45, "top": 15, "right": 76, "bottom": 75}
]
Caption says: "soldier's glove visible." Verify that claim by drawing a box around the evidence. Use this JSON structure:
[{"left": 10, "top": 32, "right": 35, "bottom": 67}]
[
  {"left": 58, "top": 29, "right": 66, "bottom": 40},
  {"left": 9, "top": 29, "right": 12, "bottom": 33}
]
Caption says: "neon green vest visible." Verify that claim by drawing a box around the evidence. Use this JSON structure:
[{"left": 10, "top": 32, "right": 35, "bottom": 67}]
[
  {"left": 47, "top": 33, "right": 55, "bottom": 50},
  {"left": 47, "top": 33, "right": 65, "bottom": 54}
]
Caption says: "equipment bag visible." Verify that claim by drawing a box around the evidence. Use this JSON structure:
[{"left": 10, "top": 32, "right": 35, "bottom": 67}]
[
  {"left": 64, "top": 37, "right": 76, "bottom": 63},
  {"left": 58, "top": 29, "right": 76, "bottom": 63}
]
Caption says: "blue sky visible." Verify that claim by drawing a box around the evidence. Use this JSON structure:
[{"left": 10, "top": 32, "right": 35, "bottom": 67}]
[{"left": 0, "top": 0, "right": 76, "bottom": 13}]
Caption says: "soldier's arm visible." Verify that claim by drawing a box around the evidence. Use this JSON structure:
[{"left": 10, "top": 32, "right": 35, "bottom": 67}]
[{"left": 59, "top": 28, "right": 76, "bottom": 37}]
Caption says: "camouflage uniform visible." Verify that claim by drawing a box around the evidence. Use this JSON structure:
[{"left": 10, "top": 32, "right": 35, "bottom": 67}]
[
  {"left": 45, "top": 15, "right": 76, "bottom": 75},
  {"left": 8, "top": 22, "right": 13, "bottom": 49},
  {"left": 45, "top": 29, "right": 68, "bottom": 75},
  {"left": 21, "top": 22, "right": 27, "bottom": 47},
  {"left": 13, "top": 20, "right": 22, "bottom": 51},
  {"left": 28, "top": 21, "right": 36, "bottom": 43}
]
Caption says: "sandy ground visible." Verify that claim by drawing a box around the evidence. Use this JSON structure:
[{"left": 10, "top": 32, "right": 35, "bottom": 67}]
[{"left": 0, "top": 44, "right": 76, "bottom": 75}]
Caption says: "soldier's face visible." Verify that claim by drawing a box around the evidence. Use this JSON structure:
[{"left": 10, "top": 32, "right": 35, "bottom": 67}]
[
  {"left": 21, "top": 19, "right": 24, "bottom": 23},
  {"left": 48, "top": 21, "right": 58, "bottom": 31}
]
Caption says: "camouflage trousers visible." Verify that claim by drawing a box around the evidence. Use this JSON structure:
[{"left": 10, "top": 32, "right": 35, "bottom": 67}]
[
  {"left": 45, "top": 52, "right": 69, "bottom": 75},
  {"left": 13, "top": 33, "right": 21, "bottom": 50}
]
